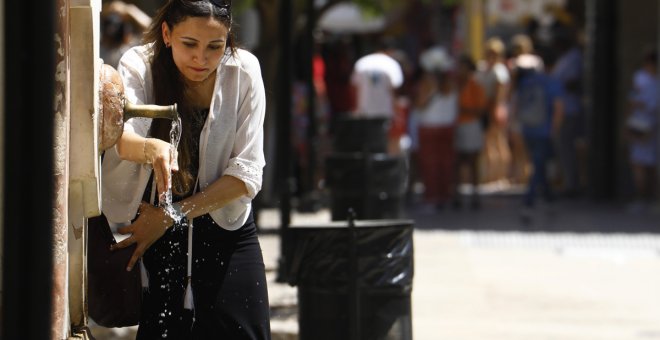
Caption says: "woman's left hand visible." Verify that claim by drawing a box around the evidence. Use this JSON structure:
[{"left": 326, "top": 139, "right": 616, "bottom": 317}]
[
  {"left": 144, "top": 137, "right": 179, "bottom": 200},
  {"left": 111, "top": 201, "right": 173, "bottom": 271}
]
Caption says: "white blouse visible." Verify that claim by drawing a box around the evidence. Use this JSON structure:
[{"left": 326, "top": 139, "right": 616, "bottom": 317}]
[
  {"left": 101, "top": 44, "right": 266, "bottom": 230},
  {"left": 416, "top": 92, "right": 458, "bottom": 127}
]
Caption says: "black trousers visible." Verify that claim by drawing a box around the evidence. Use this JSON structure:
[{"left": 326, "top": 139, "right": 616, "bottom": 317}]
[{"left": 136, "top": 212, "right": 271, "bottom": 339}]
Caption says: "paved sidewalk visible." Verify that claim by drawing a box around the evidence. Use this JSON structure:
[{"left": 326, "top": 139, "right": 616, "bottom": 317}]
[
  {"left": 90, "top": 195, "right": 660, "bottom": 339},
  {"left": 261, "top": 195, "right": 660, "bottom": 340}
]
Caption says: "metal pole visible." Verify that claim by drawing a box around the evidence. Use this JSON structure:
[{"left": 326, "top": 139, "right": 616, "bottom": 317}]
[
  {"left": 347, "top": 209, "right": 361, "bottom": 340},
  {"left": 304, "top": 0, "right": 318, "bottom": 209},
  {"left": 276, "top": 0, "right": 293, "bottom": 283},
  {"left": 2, "top": 1, "right": 55, "bottom": 338},
  {"left": 465, "top": 0, "right": 485, "bottom": 62},
  {"left": 0, "top": 0, "right": 4, "bottom": 303},
  {"left": 363, "top": 153, "right": 372, "bottom": 219},
  {"left": 585, "top": 0, "right": 617, "bottom": 199}
]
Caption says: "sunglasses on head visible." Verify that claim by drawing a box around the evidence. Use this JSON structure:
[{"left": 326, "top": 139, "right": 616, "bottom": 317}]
[
  {"left": 209, "top": 0, "right": 231, "bottom": 10},
  {"left": 184, "top": 0, "right": 231, "bottom": 10},
  {"left": 184, "top": 0, "right": 231, "bottom": 18}
]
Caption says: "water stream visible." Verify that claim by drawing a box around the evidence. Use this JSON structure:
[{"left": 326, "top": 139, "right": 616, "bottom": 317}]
[{"left": 160, "top": 115, "right": 184, "bottom": 223}]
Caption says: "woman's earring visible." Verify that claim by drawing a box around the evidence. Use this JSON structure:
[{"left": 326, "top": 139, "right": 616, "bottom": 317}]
[{"left": 165, "top": 42, "right": 171, "bottom": 48}]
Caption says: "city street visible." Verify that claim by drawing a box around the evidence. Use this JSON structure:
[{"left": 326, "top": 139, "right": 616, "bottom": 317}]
[
  {"left": 262, "top": 193, "right": 660, "bottom": 340},
  {"left": 91, "top": 194, "right": 660, "bottom": 340}
]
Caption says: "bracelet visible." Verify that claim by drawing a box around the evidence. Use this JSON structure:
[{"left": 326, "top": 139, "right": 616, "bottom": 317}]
[{"left": 143, "top": 138, "right": 151, "bottom": 164}]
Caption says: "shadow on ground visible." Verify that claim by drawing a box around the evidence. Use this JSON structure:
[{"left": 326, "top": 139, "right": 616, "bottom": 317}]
[{"left": 404, "top": 194, "right": 660, "bottom": 234}]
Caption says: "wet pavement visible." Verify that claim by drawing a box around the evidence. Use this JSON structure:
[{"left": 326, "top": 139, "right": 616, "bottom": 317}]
[{"left": 90, "top": 190, "right": 660, "bottom": 339}]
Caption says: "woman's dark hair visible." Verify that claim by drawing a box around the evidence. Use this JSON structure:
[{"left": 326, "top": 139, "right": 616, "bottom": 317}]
[
  {"left": 434, "top": 70, "right": 453, "bottom": 94},
  {"left": 142, "top": 0, "right": 236, "bottom": 195}
]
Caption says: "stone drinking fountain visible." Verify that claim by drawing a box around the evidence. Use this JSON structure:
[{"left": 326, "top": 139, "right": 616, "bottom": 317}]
[{"left": 98, "top": 63, "right": 179, "bottom": 151}]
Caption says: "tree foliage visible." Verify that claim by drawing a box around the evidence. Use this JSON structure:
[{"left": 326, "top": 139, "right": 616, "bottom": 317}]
[
  {"left": 232, "top": 0, "right": 256, "bottom": 15},
  {"left": 352, "top": 0, "right": 460, "bottom": 17}
]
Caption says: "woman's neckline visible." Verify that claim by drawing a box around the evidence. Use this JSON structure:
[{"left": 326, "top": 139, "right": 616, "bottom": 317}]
[
  {"left": 184, "top": 70, "right": 217, "bottom": 89},
  {"left": 185, "top": 70, "right": 217, "bottom": 108}
]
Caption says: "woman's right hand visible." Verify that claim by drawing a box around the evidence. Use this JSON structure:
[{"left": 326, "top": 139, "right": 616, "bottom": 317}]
[
  {"left": 143, "top": 137, "right": 179, "bottom": 197},
  {"left": 111, "top": 201, "right": 173, "bottom": 271}
]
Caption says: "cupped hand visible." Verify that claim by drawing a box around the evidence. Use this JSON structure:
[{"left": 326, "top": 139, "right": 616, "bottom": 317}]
[
  {"left": 144, "top": 138, "right": 179, "bottom": 198},
  {"left": 110, "top": 202, "right": 174, "bottom": 271}
]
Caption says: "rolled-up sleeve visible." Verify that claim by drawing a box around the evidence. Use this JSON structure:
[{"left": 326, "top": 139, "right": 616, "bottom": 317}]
[
  {"left": 117, "top": 47, "right": 152, "bottom": 137},
  {"left": 223, "top": 52, "right": 266, "bottom": 199},
  {"left": 102, "top": 45, "right": 154, "bottom": 224}
]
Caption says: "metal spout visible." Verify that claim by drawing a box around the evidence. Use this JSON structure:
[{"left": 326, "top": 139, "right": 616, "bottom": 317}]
[{"left": 123, "top": 101, "right": 179, "bottom": 121}]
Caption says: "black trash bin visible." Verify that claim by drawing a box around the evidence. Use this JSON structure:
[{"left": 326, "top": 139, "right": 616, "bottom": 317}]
[
  {"left": 285, "top": 219, "right": 414, "bottom": 340},
  {"left": 332, "top": 116, "right": 390, "bottom": 153},
  {"left": 325, "top": 153, "right": 408, "bottom": 220}
]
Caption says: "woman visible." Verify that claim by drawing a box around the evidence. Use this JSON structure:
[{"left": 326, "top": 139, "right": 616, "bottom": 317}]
[
  {"left": 506, "top": 34, "right": 541, "bottom": 184},
  {"left": 453, "top": 55, "right": 486, "bottom": 209},
  {"left": 475, "top": 37, "right": 512, "bottom": 184},
  {"left": 412, "top": 46, "right": 457, "bottom": 210},
  {"left": 102, "top": 0, "right": 270, "bottom": 338}
]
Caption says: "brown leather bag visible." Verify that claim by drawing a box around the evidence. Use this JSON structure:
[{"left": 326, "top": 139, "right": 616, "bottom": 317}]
[{"left": 87, "top": 213, "right": 142, "bottom": 327}]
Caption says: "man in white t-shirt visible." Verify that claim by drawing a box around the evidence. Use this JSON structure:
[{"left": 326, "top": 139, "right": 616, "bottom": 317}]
[{"left": 350, "top": 46, "right": 404, "bottom": 118}]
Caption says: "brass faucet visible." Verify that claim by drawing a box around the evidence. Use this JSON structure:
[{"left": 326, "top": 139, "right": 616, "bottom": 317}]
[{"left": 123, "top": 102, "right": 179, "bottom": 122}]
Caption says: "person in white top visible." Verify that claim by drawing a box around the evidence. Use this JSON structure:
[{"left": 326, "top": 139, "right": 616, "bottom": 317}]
[
  {"left": 350, "top": 43, "right": 404, "bottom": 118},
  {"left": 410, "top": 46, "right": 458, "bottom": 210},
  {"left": 102, "top": 0, "right": 270, "bottom": 338}
]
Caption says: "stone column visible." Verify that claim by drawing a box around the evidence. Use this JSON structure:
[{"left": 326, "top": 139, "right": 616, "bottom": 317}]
[
  {"left": 53, "top": 0, "right": 71, "bottom": 338},
  {"left": 68, "top": 0, "right": 102, "bottom": 336}
]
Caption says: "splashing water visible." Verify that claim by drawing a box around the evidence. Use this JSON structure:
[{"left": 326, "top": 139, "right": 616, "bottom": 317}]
[{"left": 160, "top": 115, "right": 184, "bottom": 223}]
